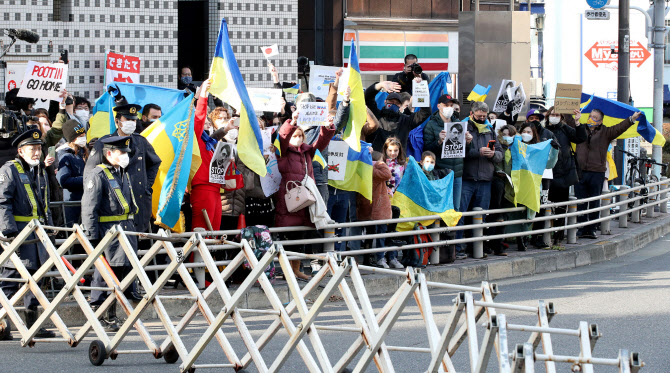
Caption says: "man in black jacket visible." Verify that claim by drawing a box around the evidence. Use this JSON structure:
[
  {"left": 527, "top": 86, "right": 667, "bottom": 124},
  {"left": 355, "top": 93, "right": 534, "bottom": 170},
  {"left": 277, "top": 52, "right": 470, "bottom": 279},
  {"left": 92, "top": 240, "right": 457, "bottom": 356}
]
[{"left": 391, "top": 54, "right": 430, "bottom": 94}]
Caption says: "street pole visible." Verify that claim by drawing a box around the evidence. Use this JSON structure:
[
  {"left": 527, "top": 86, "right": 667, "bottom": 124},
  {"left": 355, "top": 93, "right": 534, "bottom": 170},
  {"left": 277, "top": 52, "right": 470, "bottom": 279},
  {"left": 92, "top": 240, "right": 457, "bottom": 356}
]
[
  {"left": 652, "top": 0, "right": 665, "bottom": 176},
  {"left": 615, "top": 0, "right": 631, "bottom": 185}
]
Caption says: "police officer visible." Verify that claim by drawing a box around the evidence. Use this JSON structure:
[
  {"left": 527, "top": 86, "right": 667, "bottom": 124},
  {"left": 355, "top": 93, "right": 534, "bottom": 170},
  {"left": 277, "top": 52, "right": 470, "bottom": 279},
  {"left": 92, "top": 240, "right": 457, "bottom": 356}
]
[
  {"left": 0, "top": 128, "right": 55, "bottom": 339},
  {"left": 85, "top": 97, "right": 161, "bottom": 301},
  {"left": 82, "top": 136, "right": 139, "bottom": 331}
]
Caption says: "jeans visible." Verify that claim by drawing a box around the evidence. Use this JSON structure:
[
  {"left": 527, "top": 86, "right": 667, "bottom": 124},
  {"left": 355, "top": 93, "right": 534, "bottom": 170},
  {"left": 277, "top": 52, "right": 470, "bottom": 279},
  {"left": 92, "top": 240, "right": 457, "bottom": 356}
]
[
  {"left": 327, "top": 187, "right": 356, "bottom": 251},
  {"left": 374, "top": 224, "right": 396, "bottom": 261},
  {"left": 574, "top": 171, "right": 605, "bottom": 234},
  {"left": 455, "top": 180, "right": 492, "bottom": 252},
  {"left": 452, "top": 177, "right": 463, "bottom": 212}
]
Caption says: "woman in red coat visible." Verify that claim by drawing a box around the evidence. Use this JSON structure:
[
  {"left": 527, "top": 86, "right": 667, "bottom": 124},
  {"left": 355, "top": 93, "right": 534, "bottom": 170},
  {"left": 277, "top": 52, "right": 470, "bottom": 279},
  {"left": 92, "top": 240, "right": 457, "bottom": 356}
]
[{"left": 276, "top": 110, "right": 335, "bottom": 280}]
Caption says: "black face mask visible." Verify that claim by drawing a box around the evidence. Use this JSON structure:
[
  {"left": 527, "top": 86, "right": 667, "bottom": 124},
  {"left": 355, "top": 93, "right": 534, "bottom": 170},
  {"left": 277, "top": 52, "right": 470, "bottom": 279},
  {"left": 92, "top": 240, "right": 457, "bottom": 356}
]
[
  {"left": 453, "top": 111, "right": 460, "bottom": 118},
  {"left": 472, "top": 117, "right": 486, "bottom": 125}
]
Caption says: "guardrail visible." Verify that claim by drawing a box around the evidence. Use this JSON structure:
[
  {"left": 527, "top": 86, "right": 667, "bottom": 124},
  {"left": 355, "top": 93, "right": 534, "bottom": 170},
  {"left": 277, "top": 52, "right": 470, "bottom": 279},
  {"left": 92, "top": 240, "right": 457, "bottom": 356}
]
[{"left": 0, "top": 220, "right": 646, "bottom": 372}]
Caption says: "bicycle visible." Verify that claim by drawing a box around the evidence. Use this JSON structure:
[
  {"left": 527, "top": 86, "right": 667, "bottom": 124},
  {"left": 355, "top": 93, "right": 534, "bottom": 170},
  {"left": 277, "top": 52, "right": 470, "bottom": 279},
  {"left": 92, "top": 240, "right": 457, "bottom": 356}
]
[{"left": 619, "top": 148, "right": 668, "bottom": 207}]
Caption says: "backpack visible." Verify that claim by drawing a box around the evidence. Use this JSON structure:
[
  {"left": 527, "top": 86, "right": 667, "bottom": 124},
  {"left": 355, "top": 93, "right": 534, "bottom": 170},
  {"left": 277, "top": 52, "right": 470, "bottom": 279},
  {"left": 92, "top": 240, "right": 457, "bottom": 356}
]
[
  {"left": 239, "top": 225, "right": 276, "bottom": 284},
  {"left": 401, "top": 224, "right": 435, "bottom": 268}
]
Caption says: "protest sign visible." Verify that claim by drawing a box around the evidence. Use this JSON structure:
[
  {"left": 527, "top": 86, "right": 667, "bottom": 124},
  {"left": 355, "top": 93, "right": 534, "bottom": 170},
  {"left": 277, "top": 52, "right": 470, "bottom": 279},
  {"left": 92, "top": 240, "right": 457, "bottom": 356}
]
[
  {"left": 17, "top": 61, "right": 68, "bottom": 101},
  {"left": 261, "top": 128, "right": 274, "bottom": 155},
  {"left": 6, "top": 62, "right": 49, "bottom": 109},
  {"left": 261, "top": 153, "right": 282, "bottom": 197},
  {"left": 105, "top": 51, "right": 140, "bottom": 85},
  {"left": 308, "top": 65, "right": 340, "bottom": 100},
  {"left": 412, "top": 80, "right": 430, "bottom": 107},
  {"left": 248, "top": 88, "right": 284, "bottom": 112},
  {"left": 441, "top": 122, "right": 466, "bottom": 159},
  {"left": 492, "top": 119, "right": 507, "bottom": 137},
  {"left": 554, "top": 83, "right": 582, "bottom": 114},
  {"left": 328, "top": 141, "right": 349, "bottom": 181},
  {"left": 492, "top": 80, "right": 526, "bottom": 116},
  {"left": 297, "top": 102, "right": 329, "bottom": 126},
  {"left": 209, "top": 142, "right": 234, "bottom": 184}
]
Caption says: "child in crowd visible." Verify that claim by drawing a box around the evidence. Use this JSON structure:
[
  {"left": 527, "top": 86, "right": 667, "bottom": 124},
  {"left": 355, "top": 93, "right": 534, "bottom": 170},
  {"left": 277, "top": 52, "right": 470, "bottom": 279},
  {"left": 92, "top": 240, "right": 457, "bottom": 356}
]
[
  {"left": 380, "top": 137, "right": 407, "bottom": 269},
  {"left": 419, "top": 151, "right": 451, "bottom": 181}
]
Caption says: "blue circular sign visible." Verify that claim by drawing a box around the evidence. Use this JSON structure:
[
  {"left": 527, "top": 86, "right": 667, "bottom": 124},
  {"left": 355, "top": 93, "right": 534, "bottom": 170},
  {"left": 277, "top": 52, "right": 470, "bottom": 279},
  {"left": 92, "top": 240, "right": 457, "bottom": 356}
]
[{"left": 586, "top": 0, "right": 609, "bottom": 9}]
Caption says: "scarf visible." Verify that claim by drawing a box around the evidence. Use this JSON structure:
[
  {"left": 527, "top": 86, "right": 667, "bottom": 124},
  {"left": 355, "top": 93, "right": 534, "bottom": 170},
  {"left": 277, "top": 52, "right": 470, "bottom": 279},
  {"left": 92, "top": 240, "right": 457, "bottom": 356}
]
[
  {"left": 472, "top": 119, "right": 491, "bottom": 134},
  {"left": 201, "top": 131, "right": 218, "bottom": 152}
]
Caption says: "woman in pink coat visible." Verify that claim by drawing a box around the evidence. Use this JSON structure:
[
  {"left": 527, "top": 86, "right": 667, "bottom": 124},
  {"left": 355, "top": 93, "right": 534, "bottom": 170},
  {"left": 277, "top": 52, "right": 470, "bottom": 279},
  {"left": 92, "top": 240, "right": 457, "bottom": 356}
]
[{"left": 275, "top": 111, "right": 335, "bottom": 280}]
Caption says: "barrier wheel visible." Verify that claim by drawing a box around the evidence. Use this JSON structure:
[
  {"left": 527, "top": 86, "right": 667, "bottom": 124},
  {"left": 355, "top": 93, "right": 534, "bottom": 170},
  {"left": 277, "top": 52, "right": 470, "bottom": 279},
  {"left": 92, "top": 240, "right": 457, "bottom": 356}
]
[
  {"left": 340, "top": 369, "right": 353, "bottom": 373},
  {"left": 88, "top": 340, "right": 107, "bottom": 366},
  {"left": 163, "top": 345, "right": 179, "bottom": 364},
  {"left": 0, "top": 319, "right": 12, "bottom": 341}
]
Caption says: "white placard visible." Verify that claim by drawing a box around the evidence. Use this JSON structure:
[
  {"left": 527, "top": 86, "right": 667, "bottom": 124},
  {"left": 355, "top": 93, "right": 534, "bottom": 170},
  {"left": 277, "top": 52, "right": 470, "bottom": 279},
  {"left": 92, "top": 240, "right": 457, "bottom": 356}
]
[
  {"left": 4, "top": 62, "right": 50, "bottom": 110},
  {"left": 261, "top": 128, "right": 274, "bottom": 155},
  {"left": 248, "top": 88, "right": 284, "bottom": 113},
  {"left": 492, "top": 119, "right": 507, "bottom": 136},
  {"left": 441, "top": 122, "right": 466, "bottom": 159},
  {"left": 261, "top": 153, "right": 281, "bottom": 197},
  {"left": 327, "top": 141, "right": 349, "bottom": 181},
  {"left": 308, "top": 65, "right": 340, "bottom": 100},
  {"left": 492, "top": 80, "right": 526, "bottom": 116},
  {"left": 296, "top": 102, "right": 329, "bottom": 126},
  {"left": 542, "top": 168, "right": 553, "bottom": 179},
  {"left": 411, "top": 80, "right": 430, "bottom": 107},
  {"left": 17, "top": 61, "right": 68, "bottom": 101},
  {"left": 209, "top": 142, "right": 234, "bottom": 184}
]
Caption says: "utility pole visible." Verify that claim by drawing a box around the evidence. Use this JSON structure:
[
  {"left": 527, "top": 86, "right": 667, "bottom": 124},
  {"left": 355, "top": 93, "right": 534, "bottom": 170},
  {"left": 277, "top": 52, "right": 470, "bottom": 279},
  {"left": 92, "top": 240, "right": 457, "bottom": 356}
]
[
  {"left": 615, "top": 0, "right": 631, "bottom": 185},
  {"left": 652, "top": 0, "right": 665, "bottom": 175}
]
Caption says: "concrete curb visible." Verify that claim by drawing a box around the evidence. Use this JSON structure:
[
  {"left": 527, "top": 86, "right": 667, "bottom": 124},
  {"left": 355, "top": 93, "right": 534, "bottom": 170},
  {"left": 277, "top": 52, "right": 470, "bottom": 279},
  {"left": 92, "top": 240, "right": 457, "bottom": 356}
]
[{"left": 18, "top": 216, "right": 670, "bottom": 327}]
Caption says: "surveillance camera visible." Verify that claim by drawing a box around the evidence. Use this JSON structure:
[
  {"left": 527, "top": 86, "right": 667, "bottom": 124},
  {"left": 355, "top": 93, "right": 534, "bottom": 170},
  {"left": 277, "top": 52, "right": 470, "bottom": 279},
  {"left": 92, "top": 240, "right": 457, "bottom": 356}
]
[{"left": 610, "top": 44, "right": 616, "bottom": 55}]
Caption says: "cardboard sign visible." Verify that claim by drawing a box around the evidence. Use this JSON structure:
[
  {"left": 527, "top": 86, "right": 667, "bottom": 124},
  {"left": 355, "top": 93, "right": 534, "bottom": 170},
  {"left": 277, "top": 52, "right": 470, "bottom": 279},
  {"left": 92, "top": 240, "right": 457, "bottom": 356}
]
[
  {"left": 441, "top": 122, "right": 466, "bottom": 159},
  {"left": 5, "top": 62, "right": 49, "bottom": 109},
  {"left": 328, "top": 141, "right": 349, "bottom": 181},
  {"left": 248, "top": 88, "right": 284, "bottom": 113},
  {"left": 261, "top": 153, "right": 281, "bottom": 197},
  {"left": 492, "top": 80, "right": 526, "bottom": 116},
  {"left": 554, "top": 83, "right": 582, "bottom": 114},
  {"left": 297, "top": 102, "right": 329, "bottom": 126},
  {"left": 105, "top": 51, "right": 140, "bottom": 85},
  {"left": 209, "top": 142, "right": 234, "bottom": 184},
  {"left": 308, "top": 65, "right": 340, "bottom": 100},
  {"left": 412, "top": 80, "right": 430, "bottom": 107},
  {"left": 17, "top": 61, "right": 68, "bottom": 101}
]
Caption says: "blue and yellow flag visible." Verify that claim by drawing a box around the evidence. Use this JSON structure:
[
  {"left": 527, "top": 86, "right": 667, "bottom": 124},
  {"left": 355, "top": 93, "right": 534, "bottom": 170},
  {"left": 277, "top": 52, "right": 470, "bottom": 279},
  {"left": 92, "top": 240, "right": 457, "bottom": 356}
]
[
  {"left": 314, "top": 149, "right": 326, "bottom": 168},
  {"left": 209, "top": 18, "right": 267, "bottom": 176},
  {"left": 142, "top": 94, "right": 201, "bottom": 232},
  {"left": 580, "top": 94, "right": 665, "bottom": 146},
  {"left": 606, "top": 144, "right": 618, "bottom": 181},
  {"left": 88, "top": 83, "right": 187, "bottom": 141},
  {"left": 328, "top": 140, "right": 373, "bottom": 201},
  {"left": 510, "top": 137, "right": 552, "bottom": 213},
  {"left": 467, "top": 84, "right": 491, "bottom": 102},
  {"left": 391, "top": 157, "right": 461, "bottom": 231},
  {"left": 283, "top": 83, "right": 300, "bottom": 95},
  {"left": 342, "top": 38, "right": 366, "bottom": 152}
]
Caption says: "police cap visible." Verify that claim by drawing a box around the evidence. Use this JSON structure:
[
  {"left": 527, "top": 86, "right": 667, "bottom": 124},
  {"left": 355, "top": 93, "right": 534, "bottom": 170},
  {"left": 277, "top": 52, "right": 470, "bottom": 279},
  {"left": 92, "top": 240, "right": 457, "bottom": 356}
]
[
  {"left": 115, "top": 103, "right": 142, "bottom": 119},
  {"left": 101, "top": 136, "right": 131, "bottom": 153},
  {"left": 11, "top": 128, "right": 43, "bottom": 148}
]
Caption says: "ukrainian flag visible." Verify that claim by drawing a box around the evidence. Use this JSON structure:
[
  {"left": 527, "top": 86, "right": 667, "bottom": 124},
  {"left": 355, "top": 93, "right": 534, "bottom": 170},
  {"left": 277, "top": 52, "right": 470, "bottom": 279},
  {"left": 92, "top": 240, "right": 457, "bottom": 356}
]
[
  {"left": 314, "top": 149, "right": 326, "bottom": 168},
  {"left": 342, "top": 38, "right": 366, "bottom": 152},
  {"left": 580, "top": 94, "right": 665, "bottom": 146},
  {"left": 467, "top": 84, "right": 491, "bottom": 102},
  {"left": 208, "top": 18, "right": 266, "bottom": 176},
  {"left": 391, "top": 157, "right": 461, "bottom": 231},
  {"left": 510, "top": 137, "right": 552, "bottom": 213},
  {"left": 88, "top": 83, "right": 187, "bottom": 141},
  {"left": 142, "top": 94, "right": 201, "bottom": 232},
  {"left": 283, "top": 83, "right": 300, "bottom": 95},
  {"left": 606, "top": 144, "right": 618, "bottom": 181},
  {"left": 328, "top": 140, "right": 373, "bottom": 201}
]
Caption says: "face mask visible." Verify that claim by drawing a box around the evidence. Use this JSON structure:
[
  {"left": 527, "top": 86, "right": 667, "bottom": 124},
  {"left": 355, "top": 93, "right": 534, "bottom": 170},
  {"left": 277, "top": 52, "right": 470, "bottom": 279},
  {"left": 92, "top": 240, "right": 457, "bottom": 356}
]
[
  {"left": 180, "top": 76, "right": 193, "bottom": 85},
  {"left": 587, "top": 118, "right": 599, "bottom": 127},
  {"left": 290, "top": 134, "right": 303, "bottom": 147},
  {"left": 118, "top": 153, "right": 130, "bottom": 168},
  {"left": 472, "top": 116, "right": 486, "bottom": 125},
  {"left": 548, "top": 116, "right": 561, "bottom": 125},
  {"left": 502, "top": 136, "right": 514, "bottom": 145},
  {"left": 441, "top": 106, "right": 454, "bottom": 119},
  {"left": 25, "top": 157, "right": 40, "bottom": 167},
  {"left": 386, "top": 104, "right": 400, "bottom": 113},
  {"left": 74, "top": 136, "right": 87, "bottom": 147},
  {"left": 423, "top": 163, "right": 435, "bottom": 172},
  {"left": 521, "top": 133, "right": 533, "bottom": 143},
  {"left": 75, "top": 109, "right": 90, "bottom": 122},
  {"left": 120, "top": 120, "right": 136, "bottom": 135}
]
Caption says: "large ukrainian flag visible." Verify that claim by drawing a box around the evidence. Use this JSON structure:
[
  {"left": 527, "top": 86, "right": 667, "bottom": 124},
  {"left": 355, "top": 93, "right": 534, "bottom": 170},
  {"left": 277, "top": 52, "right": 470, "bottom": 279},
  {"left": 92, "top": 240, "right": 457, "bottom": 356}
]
[
  {"left": 580, "top": 94, "right": 665, "bottom": 146},
  {"left": 342, "top": 38, "right": 366, "bottom": 152},
  {"left": 328, "top": 140, "right": 373, "bottom": 201},
  {"left": 391, "top": 157, "right": 461, "bottom": 231},
  {"left": 88, "top": 83, "right": 187, "bottom": 141},
  {"left": 142, "top": 94, "right": 201, "bottom": 232},
  {"left": 510, "top": 137, "right": 552, "bottom": 213},
  {"left": 208, "top": 18, "right": 266, "bottom": 176}
]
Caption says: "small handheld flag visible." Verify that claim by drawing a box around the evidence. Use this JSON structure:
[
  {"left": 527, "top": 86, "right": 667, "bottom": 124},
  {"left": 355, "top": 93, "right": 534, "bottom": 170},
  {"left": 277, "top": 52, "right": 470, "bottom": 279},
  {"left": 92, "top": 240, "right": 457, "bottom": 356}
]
[
  {"left": 467, "top": 84, "right": 492, "bottom": 102},
  {"left": 260, "top": 44, "right": 279, "bottom": 59}
]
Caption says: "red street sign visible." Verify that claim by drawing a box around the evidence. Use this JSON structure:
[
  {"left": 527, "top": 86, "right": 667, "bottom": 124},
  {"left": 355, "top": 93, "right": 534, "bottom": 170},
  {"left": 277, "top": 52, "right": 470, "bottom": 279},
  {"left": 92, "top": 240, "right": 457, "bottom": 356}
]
[{"left": 584, "top": 41, "right": 651, "bottom": 68}]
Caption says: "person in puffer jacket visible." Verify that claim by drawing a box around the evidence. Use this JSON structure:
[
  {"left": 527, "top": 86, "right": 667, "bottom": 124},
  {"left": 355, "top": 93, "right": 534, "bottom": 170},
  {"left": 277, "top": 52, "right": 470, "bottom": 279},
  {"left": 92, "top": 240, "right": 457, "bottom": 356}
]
[{"left": 56, "top": 119, "right": 88, "bottom": 227}]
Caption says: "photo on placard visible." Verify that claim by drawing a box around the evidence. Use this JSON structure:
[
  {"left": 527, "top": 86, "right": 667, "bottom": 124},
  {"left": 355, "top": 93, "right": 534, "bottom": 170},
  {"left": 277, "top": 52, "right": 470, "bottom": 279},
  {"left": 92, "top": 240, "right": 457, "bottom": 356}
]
[
  {"left": 441, "top": 122, "right": 466, "bottom": 159},
  {"left": 209, "top": 141, "right": 234, "bottom": 184}
]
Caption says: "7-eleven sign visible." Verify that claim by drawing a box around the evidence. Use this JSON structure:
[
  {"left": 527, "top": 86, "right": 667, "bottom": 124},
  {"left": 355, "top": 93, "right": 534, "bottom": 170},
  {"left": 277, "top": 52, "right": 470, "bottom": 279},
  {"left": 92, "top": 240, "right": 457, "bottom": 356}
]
[{"left": 584, "top": 41, "right": 651, "bottom": 68}]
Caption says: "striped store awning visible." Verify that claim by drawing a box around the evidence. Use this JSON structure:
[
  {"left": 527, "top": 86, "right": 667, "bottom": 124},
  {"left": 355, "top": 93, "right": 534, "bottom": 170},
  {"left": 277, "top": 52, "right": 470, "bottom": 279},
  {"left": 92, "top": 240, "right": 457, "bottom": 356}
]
[{"left": 343, "top": 29, "right": 458, "bottom": 74}]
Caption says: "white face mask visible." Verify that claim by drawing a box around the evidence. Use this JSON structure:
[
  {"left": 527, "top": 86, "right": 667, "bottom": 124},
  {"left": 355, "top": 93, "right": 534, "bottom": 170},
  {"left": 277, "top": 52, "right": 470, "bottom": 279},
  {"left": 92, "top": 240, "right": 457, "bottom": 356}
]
[
  {"left": 119, "top": 120, "right": 136, "bottom": 135},
  {"left": 521, "top": 133, "right": 533, "bottom": 143},
  {"left": 75, "top": 109, "right": 90, "bottom": 122},
  {"left": 25, "top": 158, "right": 40, "bottom": 167},
  {"left": 548, "top": 116, "right": 561, "bottom": 125},
  {"left": 74, "top": 136, "right": 87, "bottom": 147},
  {"left": 118, "top": 153, "right": 130, "bottom": 168},
  {"left": 441, "top": 106, "right": 454, "bottom": 119}
]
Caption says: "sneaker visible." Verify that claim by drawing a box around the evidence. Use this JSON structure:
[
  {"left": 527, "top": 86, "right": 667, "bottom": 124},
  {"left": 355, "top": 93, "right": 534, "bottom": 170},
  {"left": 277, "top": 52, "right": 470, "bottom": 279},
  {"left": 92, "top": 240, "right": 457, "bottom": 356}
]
[
  {"left": 375, "top": 258, "right": 389, "bottom": 269},
  {"left": 455, "top": 252, "right": 468, "bottom": 260},
  {"left": 310, "top": 260, "right": 322, "bottom": 274},
  {"left": 388, "top": 258, "right": 404, "bottom": 269},
  {"left": 100, "top": 318, "right": 120, "bottom": 333},
  {"left": 582, "top": 232, "right": 598, "bottom": 239}
]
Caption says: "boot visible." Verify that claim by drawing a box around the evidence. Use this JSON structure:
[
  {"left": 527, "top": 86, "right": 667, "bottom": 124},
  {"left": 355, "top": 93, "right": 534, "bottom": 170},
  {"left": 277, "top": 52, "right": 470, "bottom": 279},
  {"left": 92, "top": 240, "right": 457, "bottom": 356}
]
[
  {"left": 290, "top": 260, "right": 310, "bottom": 282},
  {"left": 25, "top": 309, "right": 55, "bottom": 338},
  {"left": 0, "top": 319, "right": 12, "bottom": 340},
  {"left": 516, "top": 237, "right": 527, "bottom": 252}
]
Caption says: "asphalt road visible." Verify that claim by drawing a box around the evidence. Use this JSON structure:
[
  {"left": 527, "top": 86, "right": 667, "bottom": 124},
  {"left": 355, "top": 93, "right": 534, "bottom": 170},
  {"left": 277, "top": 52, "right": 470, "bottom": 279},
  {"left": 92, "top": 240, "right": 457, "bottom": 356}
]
[{"left": 1, "top": 234, "right": 669, "bottom": 372}]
